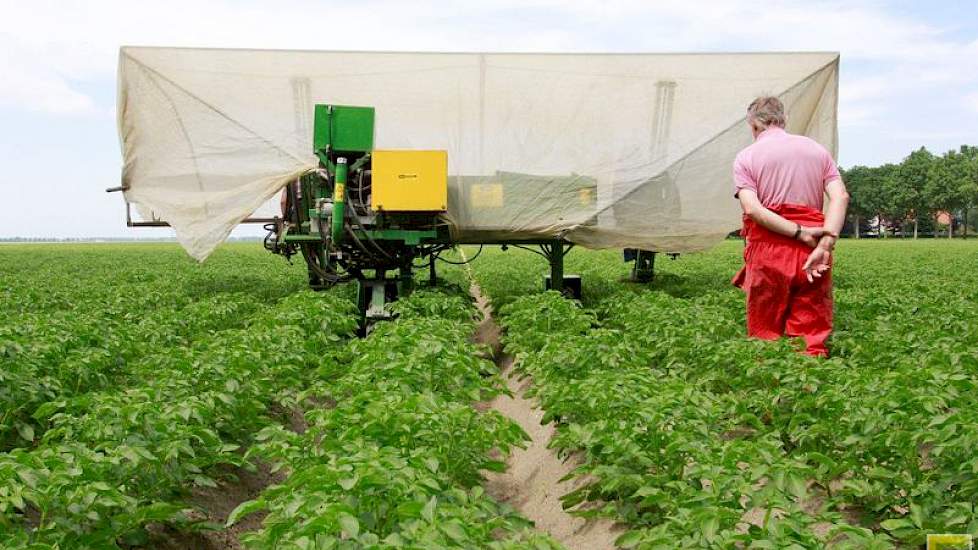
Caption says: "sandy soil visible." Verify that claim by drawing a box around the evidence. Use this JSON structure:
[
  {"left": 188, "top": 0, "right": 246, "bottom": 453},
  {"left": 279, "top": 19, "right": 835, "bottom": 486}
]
[{"left": 470, "top": 283, "right": 622, "bottom": 550}]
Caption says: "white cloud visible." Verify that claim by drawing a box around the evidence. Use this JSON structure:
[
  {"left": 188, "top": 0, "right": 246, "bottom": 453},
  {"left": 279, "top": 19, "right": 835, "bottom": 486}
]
[
  {"left": 0, "top": 68, "right": 96, "bottom": 116},
  {"left": 0, "top": 39, "right": 97, "bottom": 115}
]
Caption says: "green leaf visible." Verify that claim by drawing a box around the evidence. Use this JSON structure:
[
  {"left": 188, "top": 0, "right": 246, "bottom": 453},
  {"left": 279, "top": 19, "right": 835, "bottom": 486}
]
[
  {"left": 10, "top": 492, "right": 25, "bottom": 511},
  {"left": 227, "top": 499, "right": 265, "bottom": 526},
  {"left": 880, "top": 518, "right": 913, "bottom": 531},
  {"left": 194, "top": 475, "right": 218, "bottom": 488},
  {"left": 615, "top": 530, "right": 644, "bottom": 548},
  {"left": 440, "top": 521, "right": 466, "bottom": 542},
  {"left": 702, "top": 515, "right": 719, "bottom": 542},
  {"left": 483, "top": 460, "right": 507, "bottom": 472},
  {"left": 633, "top": 486, "right": 657, "bottom": 497},
  {"left": 422, "top": 496, "right": 437, "bottom": 522},
  {"left": 397, "top": 500, "right": 424, "bottom": 519},
  {"left": 788, "top": 474, "right": 807, "bottom": 500},
  {"left": 16, "top": 469, "right": 38, "bottom": 489},
  {"left": 15, "top": 423, "right": 34, "bottom": 442},
  {"left": 338, "top": 513, "right": 359, "bottom": 538},
  {"left": 909, "top": 503, "right": 924, "bottom": 529}
]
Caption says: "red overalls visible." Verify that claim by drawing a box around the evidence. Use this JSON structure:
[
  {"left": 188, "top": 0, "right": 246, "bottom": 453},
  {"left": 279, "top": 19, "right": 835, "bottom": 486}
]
[{"left": 731, "top": 204, "right": 833, "bottom": 357}]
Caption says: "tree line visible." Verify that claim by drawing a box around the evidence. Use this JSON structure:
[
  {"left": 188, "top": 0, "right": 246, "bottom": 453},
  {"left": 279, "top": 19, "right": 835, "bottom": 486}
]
[{"left": 843, "top": 145, "right": 978, "bottom": 238}]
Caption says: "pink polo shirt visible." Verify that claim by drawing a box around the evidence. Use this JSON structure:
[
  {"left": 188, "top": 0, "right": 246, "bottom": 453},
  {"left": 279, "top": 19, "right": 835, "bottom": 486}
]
[{"left": 733, "top": 127, "right": 840, "bottom": 211}]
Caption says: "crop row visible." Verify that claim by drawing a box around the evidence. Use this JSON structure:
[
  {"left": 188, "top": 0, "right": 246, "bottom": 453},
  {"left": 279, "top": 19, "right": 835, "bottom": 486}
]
[
  {"left": 477, "top": 241, "right": 978, "bottom": 548},
  {"left": 0, "top": 289, "right": 357, "bottom": 548},
  {"left": 228, "top": 287, "right": 563, "bottom": 548},
  {"left": 0, "top": 244, "right": 303, "bottom": 315},
  {"left": 0, "top": 293, "right": 270, "bottom": 451},
  {"left": 0, "top": 244, "right": 307, "bottom": 450}
]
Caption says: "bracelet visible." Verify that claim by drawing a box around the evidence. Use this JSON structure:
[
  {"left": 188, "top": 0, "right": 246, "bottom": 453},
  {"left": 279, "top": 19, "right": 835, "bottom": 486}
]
[{"left": 792, "top": 223, "right": 802, "bottom": 240}]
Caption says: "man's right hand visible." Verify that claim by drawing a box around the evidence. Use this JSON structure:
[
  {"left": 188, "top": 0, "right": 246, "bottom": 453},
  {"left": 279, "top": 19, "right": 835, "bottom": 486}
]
[{"left": 802, "top": 245, "right": 832, "bottom": 283}]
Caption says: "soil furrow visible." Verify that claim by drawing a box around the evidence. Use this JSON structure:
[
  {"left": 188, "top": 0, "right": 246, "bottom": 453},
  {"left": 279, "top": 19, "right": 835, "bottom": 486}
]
[{"left": 469, "top": 282, "right": 621, "bottom": 550}]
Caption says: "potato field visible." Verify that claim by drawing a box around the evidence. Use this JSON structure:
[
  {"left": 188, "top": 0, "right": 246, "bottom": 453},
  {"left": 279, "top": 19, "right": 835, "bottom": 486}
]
[{"left": 2, "top": 240, "right": 978, "bottom": 549}]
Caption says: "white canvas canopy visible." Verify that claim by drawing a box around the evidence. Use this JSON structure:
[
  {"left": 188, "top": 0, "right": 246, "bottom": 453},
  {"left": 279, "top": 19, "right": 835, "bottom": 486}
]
[{"left": 117, "top": 48, "right": 839, "bottom": 261}]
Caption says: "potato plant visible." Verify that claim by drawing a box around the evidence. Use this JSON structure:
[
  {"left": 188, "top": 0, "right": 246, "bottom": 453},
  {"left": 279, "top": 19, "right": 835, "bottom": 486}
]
[
  {"left": 231, "top": 287, "right": 562, "bottom": 548},
  {"left": 474, "top": 241, "right": 978, "bottom": 549},
  {"left": 0, "top": 244, "right": 305, "bottom": 451},
  {"left": 1, "top": 245, "right": 561, "bottom": 548},
  {"left": 0, "top": 245, "right": 356, "bottom": 547},
  {"left": 7, "top": 239, "right": 977, "bottom": 549}
]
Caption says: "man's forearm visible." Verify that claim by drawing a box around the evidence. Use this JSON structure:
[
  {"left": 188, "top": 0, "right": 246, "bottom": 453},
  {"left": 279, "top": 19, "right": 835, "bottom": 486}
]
[
  {"left": 747, "top": 203, "right": 802, "bottom": 237},
  {"left": 817, "top": 179, "right": 850, "bottom": 249},
  {"left": 821, "top": 196, "right": 848, "bottom": 237}
]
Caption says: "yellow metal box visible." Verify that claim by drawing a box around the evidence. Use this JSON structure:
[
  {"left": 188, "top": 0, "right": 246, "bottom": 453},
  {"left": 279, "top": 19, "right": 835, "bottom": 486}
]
[{"left": 371, "top": 150, "right": 448, "bottom": 211}]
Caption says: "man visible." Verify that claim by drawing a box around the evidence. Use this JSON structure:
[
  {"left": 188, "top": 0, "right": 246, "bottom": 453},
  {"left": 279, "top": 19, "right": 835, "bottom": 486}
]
[{"left": 731, "top": 96, "right": 849, "bottom": 357}]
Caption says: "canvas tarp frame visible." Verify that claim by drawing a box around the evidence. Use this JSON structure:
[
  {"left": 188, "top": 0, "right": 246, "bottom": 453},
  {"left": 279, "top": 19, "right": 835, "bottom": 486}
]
[{"left": 117, "top": 48, "right": 839, "bottom": 261}]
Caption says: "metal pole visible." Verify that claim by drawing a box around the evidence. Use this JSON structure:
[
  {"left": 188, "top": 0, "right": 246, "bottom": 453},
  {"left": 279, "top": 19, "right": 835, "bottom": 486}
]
[
  {"left": 550, "top": 241, "right": 564, "bottom": 293},
  {"left": 332, "top": 157, "right": 347, "bottom": 243},
  {"left": 400, "top": 262, "right": 414, "bottom": 296}
]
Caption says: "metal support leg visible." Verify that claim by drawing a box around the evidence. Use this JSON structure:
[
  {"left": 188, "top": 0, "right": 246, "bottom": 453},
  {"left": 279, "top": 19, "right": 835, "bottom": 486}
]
[
  {"left": 631, "top": 250, "right": 656, "bottom": 282},
  {"left": 550, "top": 241, "right": 564, "bottom": 290},
  {"left": 399, "top": 263, "right": 414, "bottom": 296},
  {"left": 356, "top": 275, "right": 397, "bottom": 336},
  {"left": 544, "top": 241, "right": 581, "bottom": 299}
]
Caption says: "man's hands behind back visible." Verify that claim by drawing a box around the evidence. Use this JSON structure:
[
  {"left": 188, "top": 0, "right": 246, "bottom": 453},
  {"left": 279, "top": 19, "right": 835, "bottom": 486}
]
[{"left": 802, "top": 244, "right": 832, "bottom": 283}]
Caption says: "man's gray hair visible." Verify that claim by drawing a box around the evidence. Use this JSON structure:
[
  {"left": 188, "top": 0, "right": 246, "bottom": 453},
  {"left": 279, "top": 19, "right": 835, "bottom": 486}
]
[{"left": 747, "top": 96, "right": 786, "bottom": 129}]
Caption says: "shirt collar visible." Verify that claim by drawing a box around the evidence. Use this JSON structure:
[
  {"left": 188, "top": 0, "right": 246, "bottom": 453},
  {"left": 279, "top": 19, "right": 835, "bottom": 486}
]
[{"left": 756, "top": 126, "right": 786, "bottom": 141}]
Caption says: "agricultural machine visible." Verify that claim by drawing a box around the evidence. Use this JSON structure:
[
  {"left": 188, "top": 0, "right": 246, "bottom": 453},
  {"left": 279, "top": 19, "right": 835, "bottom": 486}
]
[{"left": 259, "top": 104, "right": 593, "bottom": 327}]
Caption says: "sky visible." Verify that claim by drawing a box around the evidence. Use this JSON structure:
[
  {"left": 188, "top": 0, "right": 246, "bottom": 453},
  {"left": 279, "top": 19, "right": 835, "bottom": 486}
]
[{"left": 1, "top": 0, "right": 976, "bottom": 238}]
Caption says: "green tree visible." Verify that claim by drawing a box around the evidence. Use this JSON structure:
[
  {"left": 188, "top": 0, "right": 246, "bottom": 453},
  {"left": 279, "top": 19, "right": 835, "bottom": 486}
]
[
  {"left": 844, "top": 165, "right": 886, "bottom": 238},
  {"left": 872, "top": 163, "right": 906, "bottom": 237},
  {"left": 893, "top": 147, "right": 935, "bottom": 238},
  {"left": 926, "top": 149, "right": 970, "bottom": 238},
  {"left": 959, "top": 146, "right": 978, "bottom": 237}
]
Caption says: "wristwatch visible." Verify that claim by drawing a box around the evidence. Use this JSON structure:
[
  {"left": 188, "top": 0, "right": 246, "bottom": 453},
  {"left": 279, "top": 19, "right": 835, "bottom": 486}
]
[{"left": 792, "top": 223, "right": 802, "bottom": 240}]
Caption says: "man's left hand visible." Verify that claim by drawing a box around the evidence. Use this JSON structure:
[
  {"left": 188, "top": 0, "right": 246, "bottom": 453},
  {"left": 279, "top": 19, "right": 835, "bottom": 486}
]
[
  {"left": 796, "top": 226, "right": 825, "bottom": 248},
  {"left": 802, "top": 245, "right": 831, "bottom": 283}
]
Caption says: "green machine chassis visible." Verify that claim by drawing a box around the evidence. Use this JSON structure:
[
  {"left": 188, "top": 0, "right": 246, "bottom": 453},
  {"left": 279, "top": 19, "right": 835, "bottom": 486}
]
[{"left": 263, "top": 104, "right": 581, "bottom": 330}]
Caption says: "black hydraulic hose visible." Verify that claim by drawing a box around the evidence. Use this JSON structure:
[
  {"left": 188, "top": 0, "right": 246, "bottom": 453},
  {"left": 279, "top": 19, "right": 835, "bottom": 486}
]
[
  {"left": 345, "top": 224, "right": 376, "bottom": 260},
  {"left": 412, "top": 245, "right": 451, "bottom": 269},
  {"left": 435, "top": 244, "right": 484, "bottom": 265},
  {"left": 345, "top": 202, "right": 393, "bottom": 261},
  {"left": 286, "top": 179, "right": 301, "bottom": 223},
  {"left": 302, "top": 243, "right": 347, "bottom": 285},
  {"left": 357, "top": 170, "right": 367, "bottom": 212}
]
